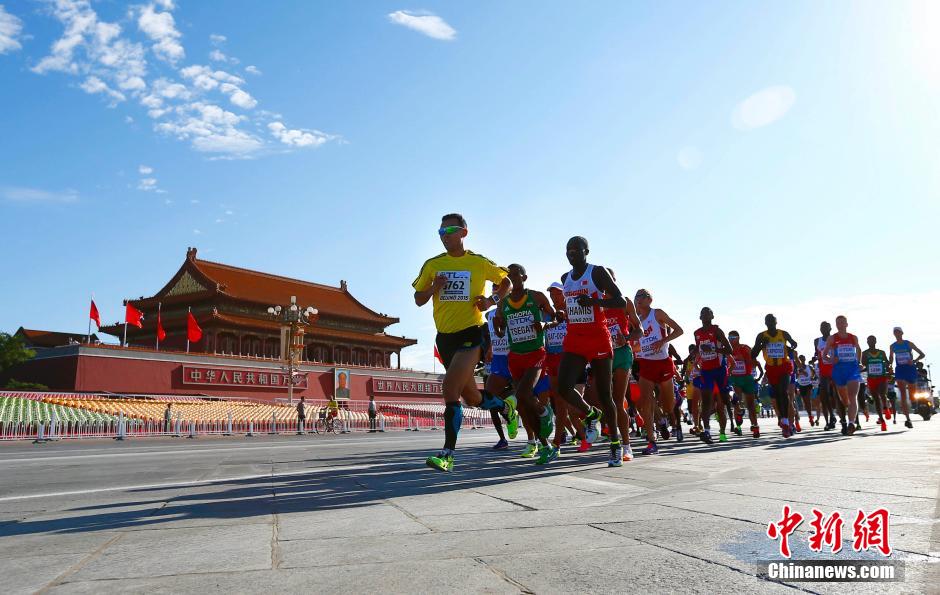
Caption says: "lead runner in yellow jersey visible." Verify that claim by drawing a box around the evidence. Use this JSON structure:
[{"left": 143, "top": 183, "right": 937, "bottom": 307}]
[{"left": 413, "top": 213, "right": 513, "bottom": 472}]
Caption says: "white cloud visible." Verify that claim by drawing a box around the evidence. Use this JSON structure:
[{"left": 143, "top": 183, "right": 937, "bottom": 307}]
[
  {"left": 732, "top": 85, "right": 796, "bottom": 130},
  {"left": 245, "top": 65, "right": 261, "bottom": 76},
  {"left": 268, "top": 121, "right": 331, "bottom": 147},
  {"left": 388, "top": 10, "right": 456, "bottom": 41},
  {"left": 137, "top": 177, "right": 157, "bottom": 190},
  {"left": 0, "top": 4, "right": 24, "bottom": 54},
  {"left": 156, "top": 101, "right": 263, "bottom": 155},
  {"left": 137, "top": 3, "right": 183, "bottom": 64},
  {"left": 193, "top": 228, "right": 201, "bottom": 234},
  {"left": 138, "top": 164, "right": 153, "bottom": 174},
  {"left": 79, "top": 75, "right": 126, "bottom": 105},
  {"left": 125, "top": 115, "right": 134, "bottom": 123},
  {"left": 677, "top": 146, "right": 702, "bottom": 170},
  {"left": 209, "top": 33, "right": 226, "bottom": 45},
  {"left": 209, "top": 48, "right": 239, "bottom": 65},
  {"left": 219, "top": 82, "right": 257, "bottom": 109},
  {"left": 2, "top": 186, "right": 79, "bottom": 203}
]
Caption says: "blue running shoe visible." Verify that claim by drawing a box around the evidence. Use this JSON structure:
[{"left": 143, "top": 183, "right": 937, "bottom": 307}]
[{"left": 493, "top": 438, "right": 509, "bottom": 450}]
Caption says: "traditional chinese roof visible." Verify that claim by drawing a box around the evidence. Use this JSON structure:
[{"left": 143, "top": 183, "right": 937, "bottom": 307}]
[
  {"left": 134, "top": 248, "right": 399, "bottom": 326},
  {"left": 210, "top": 313, "right": 415, "bottom": 349},
  {"left": 15, "top": 327, "right": 98, "bottom": 348}
]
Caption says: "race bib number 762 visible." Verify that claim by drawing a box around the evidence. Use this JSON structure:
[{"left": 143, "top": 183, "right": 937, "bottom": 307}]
[{"left": 439, "top": 271, "right": 471, "bottom": 302}]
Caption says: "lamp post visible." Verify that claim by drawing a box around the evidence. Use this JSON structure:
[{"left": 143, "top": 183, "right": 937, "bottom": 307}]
[{"left": 267, "top": 296, "right": 318, "bottom": 406}]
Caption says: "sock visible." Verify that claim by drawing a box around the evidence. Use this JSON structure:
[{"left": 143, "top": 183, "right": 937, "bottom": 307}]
[{"left": 443, "top": 402, "right": 462, "bottom": 450}]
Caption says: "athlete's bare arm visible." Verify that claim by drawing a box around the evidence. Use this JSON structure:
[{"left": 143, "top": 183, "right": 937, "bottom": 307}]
[
  {"left": 625, "top": 298, "right": 642, "bottom": 341},
  {"left": 577, "top": 266, "right": 626, "bottom": 309},
  {"left": 414, "top": 273, "right": 448, "bottom": 306},
  {"left": 493, "top": 309, "right": 507, "bottom": 338},
  {"left": 474, "top": 278, "right": 511, "bottom": 312},
  {"left": 715, "top": 327, "right": 733, "bottom": 357},
  {"left": 755, "top": 359, "right": 765, "bottom": 381},
  {"left": 750, "top": 334, "right": 766, "bottom": 360},
  {"left": 909, "top": 341, "right": 926, "bottom": 362},
  {"left": 532, "top": 290, "right": 556, "bottom": 332},
  {"left": 823, "top": 336, "right": 836, "bottom": 362},
  {"left": 784, "top": 331, "right": 798, "bottom": 350},
  {"left": 654, "top": 310, "right": 683, "bottom": 347}
]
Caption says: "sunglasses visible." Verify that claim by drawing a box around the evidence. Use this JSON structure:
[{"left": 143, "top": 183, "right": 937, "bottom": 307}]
[{"left": 438, "top": 225, "right": 464, "bottom": 236}]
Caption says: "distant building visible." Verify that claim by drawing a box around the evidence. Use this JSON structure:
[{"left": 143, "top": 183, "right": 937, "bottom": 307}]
[{"left": 15, "top": 328, "right": 99, "bottom": 349}]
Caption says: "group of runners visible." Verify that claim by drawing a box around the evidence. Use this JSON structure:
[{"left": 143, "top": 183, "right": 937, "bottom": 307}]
[{"left": 412, "top": 214, "right": 929, "bottom": 471}]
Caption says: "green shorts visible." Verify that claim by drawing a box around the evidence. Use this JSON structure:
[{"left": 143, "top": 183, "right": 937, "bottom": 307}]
[
  {"left": 613, "top": 345, "right": 634, "bottom": 372},
  {"left": 729, "top": 375, "right": 759, "bottom": 394}
]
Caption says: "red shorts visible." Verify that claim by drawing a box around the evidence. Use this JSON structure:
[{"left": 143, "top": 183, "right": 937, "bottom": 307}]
[
  {"left": 637, "top": 358, "right": 676, "bottom": 383},
  {"left": 818, "top": 362, "right": 833, "bottom": 378},
  {"left": 765, "top": 363, "right": 792, "bottom": 386},
  {"left": 866, "top": 376, "right": 887, "bottom": 392},
  {"left": 544, "top": 352, "right": 562, "bottom": 377},
  {"left": 563, "top": 331, "right": 612, "bottom": 362},
  {"left": 508, "top": 348, "right": 546, "bottom": 380}
]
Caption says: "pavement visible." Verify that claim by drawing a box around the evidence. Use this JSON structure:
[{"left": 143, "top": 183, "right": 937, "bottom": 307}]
[{"left": 0, "top": 417, "right": 937, "bottom": 594}]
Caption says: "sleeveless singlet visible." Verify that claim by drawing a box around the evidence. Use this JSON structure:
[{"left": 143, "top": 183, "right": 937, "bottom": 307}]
[
  {"left": 694, "top": 327, "right": 723, "bottom": 371},
  {"left": 486, "top": 310, "right": 509, "bottom": 357},
  {"left": 832, "top": 333, "right": 858, "bottom": 364},
  {"left": 500, "top": 290, "right": 545, "bottom": 354},
  {"left": 760, "top": 330, "right": 789, "bottom": 366},
  {"left": 893, "top": 341, "right": 914, "bottom": 366},
  {"left": 562, "top": 264, "right": 608, "bottom": 335},
  {"left": 545, "top": 322, "right": 567, "bottom": 355},
  {"left": 637, "top": 308, "right": 669, "bottom": 361},
  {"left": 605, "top": 307, "right": 631, "bottom": 350},
  {"left": 865, "top": 349, "right": 888, "bottom": 377}
]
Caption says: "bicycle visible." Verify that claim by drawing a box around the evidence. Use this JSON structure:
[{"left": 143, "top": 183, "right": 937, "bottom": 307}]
[{"left": 315, "top": 414, "right": 339, "bottom": 434}]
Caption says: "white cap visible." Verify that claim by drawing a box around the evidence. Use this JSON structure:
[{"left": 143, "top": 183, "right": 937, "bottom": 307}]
[
  {"left": 893, "top": 326, "right": 903, "bottom": 333},
  {"left": 547, "top": 282, "right": 563, "bottom": 292}
]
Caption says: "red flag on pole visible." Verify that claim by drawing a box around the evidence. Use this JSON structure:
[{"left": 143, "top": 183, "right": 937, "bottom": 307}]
[
  {"left": 187, "top": 311, "right": 202, "bottom": 342},
  {"left": 156, "top": 308, "right": 166, "bottom": 342},
  {"left": 89, "top": 300, "right": 101, "bottom": 330},
  {"left": 433, "top": 344, "right": 444, "bottom": 365},
  {"left": 125, "top": 303, "right": 144, "bottom": 328}
]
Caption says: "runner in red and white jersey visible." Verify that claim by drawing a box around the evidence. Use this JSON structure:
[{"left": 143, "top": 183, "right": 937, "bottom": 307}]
[
  {"left": 603, "top": 268, "right": 642, "bottom": 462},
  {"left": 815, "top": 321, "right": 838, "bottom": 431},
  {"left": 556, "top": 236, "right": 628, "bottom": 467},
  {"left": 634, "top": 288, "right": 684, "bottom": 455}
]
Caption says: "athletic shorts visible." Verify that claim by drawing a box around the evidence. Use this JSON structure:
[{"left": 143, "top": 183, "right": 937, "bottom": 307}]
[
  {"left": 832, "top": 362, "right": 862, "bottom": 387},
  {"left": 818, "top": 362, "right": 833, "bottom": 378},
  {"left": 637, "top": 358, "right": 676, "bottom": 383},
  {"left": 613, "top": 345, "right": 634, "bottom": 372},
  {"left": 700, "top": 366, "right": 728, "bottom": 394},
  {"left": 798, "top": 384, "right": 812, "bottom": 397},
  {"left": 534, "top": 374, "right": 551, "bottom": 395},
  {"left": 435, "top": 325, "right": 484, "bottom": 369},
  {"left": 895, "top": 364, "right": 918, "bottom": 384},
  {"left": 544, "top": 352, "right": 562, "bottom": 377},
  {"left": 765, "top": 363, "right": 792, "bottom": 386},
  {"left": 489, "top": 354, "right": 511, "bottom": 380},
  {"left": 692, "top": 376, "right": 706, "bottom": 391},
  {"left": 508, "top": 348, "right": 546, "bottom": 380},
  {"left": 729, "top": 375, "right": 759, "bottom": 394},
  {"left": 563, "top": 331, "right": 613, "bottom": 361},
  {"left": 866, "top": 376, "right": 887, "bottom": 392}
]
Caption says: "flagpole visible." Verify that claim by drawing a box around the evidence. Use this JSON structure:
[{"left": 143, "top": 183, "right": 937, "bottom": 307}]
[
  {"left": 186, "top": 306, "right": 191, "bottom": 353},
  {"left": 156, "top": 302, "right": 161, "bottom": 351},
  {"left": 123, "top": 299, "right": 128, "bottom": 347},
  {"left": 87, "top": 294, "right": 93, "bottom": 344}
]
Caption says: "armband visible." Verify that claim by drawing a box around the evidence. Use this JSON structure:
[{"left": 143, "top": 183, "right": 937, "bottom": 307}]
[{"left": 489, "top": 293, "right": 500, "bottom": 304}]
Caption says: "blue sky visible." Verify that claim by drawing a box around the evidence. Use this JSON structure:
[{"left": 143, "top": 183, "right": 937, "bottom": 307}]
[{"left": 1, "top": 1, "right": 938, "bottom": 375}]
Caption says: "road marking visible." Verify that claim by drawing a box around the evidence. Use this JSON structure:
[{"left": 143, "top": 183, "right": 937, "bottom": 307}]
[{"left": 0, "top": 461, "right": 415, "bottom": 502}]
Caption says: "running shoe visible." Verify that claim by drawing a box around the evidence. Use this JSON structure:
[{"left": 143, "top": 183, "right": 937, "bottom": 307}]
[
  {"left": 504, "top": 396, "right": 519, "bottom": 440},
  {"left": 847, "top": 422, "right": 857, "bottom": 436},
  {"left": 622, "top": 442, "right": 635, "bottom": 461},
  {"left": 795, "top": 420, "right": 802, "bottom": 433},
  {"left": 425, "top": 452, "right": 454, "bottom": 472},
  {"left": 493, "top": 438, "right": 509, "bottom": 450},
  {"left": 751, "top": 425, "right": 760, "bottom": 438},
  {"left": 608, "top": 441, "right": 624, "bottom": 467},
  {"left": 641, "top": 442, "right": 659, "bottom": 455},
  {"left": 520, "top": 442, "right": 538, "bottom": 458},
  {"left": 538, "top": 404, "right": 555, "bottom": 440},
  {"left": 732, "top": 425, "right": 742, "bottom": 436},
  {"left": 840, "top": 422, "right": 848, "bottom": 436},
  {"left": 782, "top": 422, "right": 792, "bottom": 438},
  {"left": 718, "top": 432, "right": 728, "bottom": 443},
  {"left": 735, "top": 413, "right": 744, "bottom": 427},
  {"left": 657, "top": 420, "right": 670, "bottom": 441},
  {"left": 808, "top": 415, "right": 814, "bottom": 426},
  {"left": 535, "top": 444, "right": 559, "bottom": 465},
  {"left": 879, "top": 419, "right": 887, "bottom": 432},
  {"left": 699, "top": 430, "right": 714, "bottom": 445},
  {"left": 883, "top": 408, "right": 891, "bottom": 420},
  {"left": 577, "top": 439, "right": 591, "bottom": 453},
  {"left": 583, "top": 407, "right": 602, "bottom": 443},
  {"left": 689, "top": 426, "right": 700, "bottom": 436},
  {"left": 904, "top": 419, "right": 913, "bottom": 429},
  {"left": 570, "top": 438, "right": 581, "bottom": 448},
  {"left": 673, "top": 425, "right": 684, "bottom": 443}
]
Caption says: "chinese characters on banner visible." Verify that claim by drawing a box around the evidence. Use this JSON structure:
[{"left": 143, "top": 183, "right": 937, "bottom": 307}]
[
  {"left": 767, "top": 507, "right": 891, "bottom": 558},
  {"left": 372, "top": 377, "right": 443, "bottom": 396},
  {"left": 182, "top": 365, "right": 308, "bottom": 389}
]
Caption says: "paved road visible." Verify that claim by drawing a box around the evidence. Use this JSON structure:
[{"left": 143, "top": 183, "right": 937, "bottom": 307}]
[{"left": 1, "top": 419, "right": 937, "bottom": 594}]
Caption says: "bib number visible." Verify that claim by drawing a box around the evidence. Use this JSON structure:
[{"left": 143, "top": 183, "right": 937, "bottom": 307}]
[
  {"left": 767, "top": 342, "right": 785, "bottom": 359},
  {"left": 565, "top": 294, "right": 595, "bottom": 324},
  {"left": 699, "top": 340, "right": 718, "bottom": 361},
  {"left": 836, "top": 344, "right": 856, "bottom": 362},
  {"left": 546, "top": 324, "right": 566, "bottom": 348},
  {"left": 868, "top": 362, "right": 883, "bottom": 375},
  {"left": 896, "top": 351, "right": 912, "bottom": 365},
  {"left": 732, "top": 360, "right": 746, "bottom": 375},
  {"left": 507, "top": 312, "right": 537, "bottom": 343},
  {"left": 491, "top": 335, "right": 509, "bottom": 355},
  {"left": 439, "top": 271, "right": 471, "bottom": 302}
]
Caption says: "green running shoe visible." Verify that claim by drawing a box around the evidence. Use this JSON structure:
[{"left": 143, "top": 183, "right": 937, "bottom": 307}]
[
  {"left": 425, "top": 452, "right": 454, "bottom": 472},
  {"left": 535, "top": 444, "right": 559, "bottom": 465},
  {"left": 584, "top": 407, "right": 602, "bottom": 443},
  {"left": 718, "top": 432, "right": 728, "bottom": 443},
  {"left": 520, "top": 442, "right": 538, "bottom": 458},
  {"left": 539, "top": 403, "right": 555, "bottom": 440},
  {"left": 504, "top": 395, "right": 519, "bottom": 440}
]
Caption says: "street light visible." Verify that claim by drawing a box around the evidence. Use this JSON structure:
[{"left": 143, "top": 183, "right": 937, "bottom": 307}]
[{"left": 267, "top": 295, "right": 318, "bottom": 405}]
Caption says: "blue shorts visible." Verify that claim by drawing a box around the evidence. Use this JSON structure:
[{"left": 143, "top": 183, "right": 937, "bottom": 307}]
[
  {"left": 534, "top": 374, "right": 551, "bottom": 395},
  {"left": 832, "top": 362, "right": 862, "bottom": 387},
  {"left": 692, "top": 376, "right": 705, "bottom": 391},
  {"left": 700, "top": 366, "right": 729, "bottom": 394},
  {"left": 489, "top": 354, "right": 511, "bottom": 380},
  {"left": 895, "top": 364, "right": 918, "bottom": 383}
]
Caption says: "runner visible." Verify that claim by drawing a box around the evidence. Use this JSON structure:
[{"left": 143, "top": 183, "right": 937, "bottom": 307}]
[
  {"left": 634, "top": 288, "right": 684, "bottom": 453},
  {"left": 682, "top": 345, "right": 702, "bottom": 435},
  {"left": 604, "top": 269, "right": 643, "bottom": 462},
  {"left": 787, "top": 348, "right": 801, "bottom": 433},
  {"left": 823, "top": 315, "right": 862, "bottom": 436},
  {"left": 555, "top": 236, "right": 628, "bottom": 467},
  {"left": 815, "top": 322, "right": 839, "bottom": 430},
  {"left": 728, "top": 330, "right": 763, "bottom": 438},
  {"left": 751, "top": 314, "right": 798, "bottom": 438},
  {"left": 693, "top": 307, "right": 734, "bottom": 443},
  {"left": 413, "top": 213, "right": 514, "bottom": 472},
  {"left": 794, "top": 354, "right": 816, "bottom": 427},
  {"left": 889, "top": 327, "right": 926, "bottom": 429},
  {"left": 484, "top": 307, "right": 517, "bottom": 449},
  {"left": 493, "top": 264, "right": 559, "bottom": 465}
]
